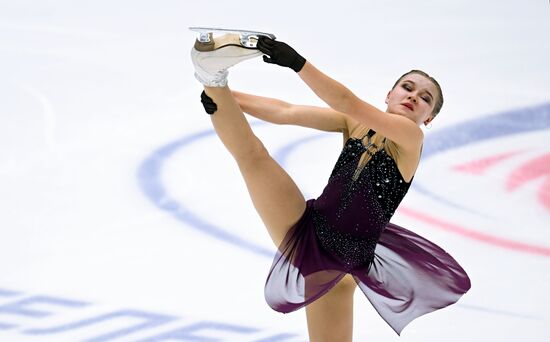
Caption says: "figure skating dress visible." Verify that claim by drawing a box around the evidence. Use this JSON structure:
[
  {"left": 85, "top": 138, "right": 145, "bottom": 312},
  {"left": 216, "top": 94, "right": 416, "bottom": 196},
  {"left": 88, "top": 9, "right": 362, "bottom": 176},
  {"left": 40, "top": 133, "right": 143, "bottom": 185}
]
[{"left": 264, "top": 129, "right": 471, "bottom": 336}]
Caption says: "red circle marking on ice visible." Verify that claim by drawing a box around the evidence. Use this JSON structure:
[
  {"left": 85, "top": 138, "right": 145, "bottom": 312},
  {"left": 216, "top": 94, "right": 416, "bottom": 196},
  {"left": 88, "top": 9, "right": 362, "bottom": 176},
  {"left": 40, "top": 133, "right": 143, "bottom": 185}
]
[
  {"left": 451, "top": 150, "right": 521, "bottom": 175},
  {"left": 506, "top": 152, "right": 550, "bottom": 212},
  {"left": 453, "top": 150, "right": 550, "bottom": 212},
  {"left": 398, "top": 206, "right": 550, "bottom": 257}
]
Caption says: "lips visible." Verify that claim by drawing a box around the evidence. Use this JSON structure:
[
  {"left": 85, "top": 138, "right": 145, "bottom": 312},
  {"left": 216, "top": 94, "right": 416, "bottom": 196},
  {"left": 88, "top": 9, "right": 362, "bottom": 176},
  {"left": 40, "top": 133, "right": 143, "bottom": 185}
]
[{"left": 401, "top": 103, "right": 414, "bottom": 110}]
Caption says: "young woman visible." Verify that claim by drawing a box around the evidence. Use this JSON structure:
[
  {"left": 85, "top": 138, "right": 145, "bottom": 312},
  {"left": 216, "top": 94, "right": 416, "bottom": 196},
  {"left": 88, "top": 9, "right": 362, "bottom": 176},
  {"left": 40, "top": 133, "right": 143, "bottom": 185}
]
[{"left": 190, "top": 33, "right": 471, "bottom": 341}]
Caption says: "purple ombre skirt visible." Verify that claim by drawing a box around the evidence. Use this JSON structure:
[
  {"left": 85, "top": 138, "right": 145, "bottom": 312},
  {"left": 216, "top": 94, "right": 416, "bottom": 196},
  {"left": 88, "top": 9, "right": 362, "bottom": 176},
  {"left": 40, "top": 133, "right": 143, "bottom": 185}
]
[{"left": 265, "top": 199, "right": 471, "bottom": 336}]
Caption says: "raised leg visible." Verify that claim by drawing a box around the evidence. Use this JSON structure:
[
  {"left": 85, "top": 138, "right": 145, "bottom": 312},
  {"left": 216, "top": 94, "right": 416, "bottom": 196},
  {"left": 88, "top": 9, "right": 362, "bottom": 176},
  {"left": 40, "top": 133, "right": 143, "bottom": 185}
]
[
  {"left": 305, "top": 274, "right": 357, "bottom": 342},
  {"left": 191, "top": 35, "right": 352, "bottom": 339},
  {"left": 204, "top": 86, "right": 306, "bottom": 246}
]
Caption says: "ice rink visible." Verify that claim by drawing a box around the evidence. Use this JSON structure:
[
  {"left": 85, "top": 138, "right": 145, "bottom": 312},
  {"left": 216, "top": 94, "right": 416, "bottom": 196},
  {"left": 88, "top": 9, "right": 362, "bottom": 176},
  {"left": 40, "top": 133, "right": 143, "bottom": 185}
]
[{"left": 1, "top": 0, "right": 549, "bottom": 341}]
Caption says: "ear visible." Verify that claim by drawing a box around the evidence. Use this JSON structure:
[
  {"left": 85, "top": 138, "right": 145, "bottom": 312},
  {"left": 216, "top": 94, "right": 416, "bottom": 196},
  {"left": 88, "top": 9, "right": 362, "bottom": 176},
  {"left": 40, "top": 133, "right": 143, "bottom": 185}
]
[{"left": 385, "top": 91, "right": 391, "bottom": 104}]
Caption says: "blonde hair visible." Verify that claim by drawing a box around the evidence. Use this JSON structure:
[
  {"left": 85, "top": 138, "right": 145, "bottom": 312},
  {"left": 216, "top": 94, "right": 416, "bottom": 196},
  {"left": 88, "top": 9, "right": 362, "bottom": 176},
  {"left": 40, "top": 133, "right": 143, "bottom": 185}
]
[{"left": 392, "top": 69, "right": 444, "bottom": 117}]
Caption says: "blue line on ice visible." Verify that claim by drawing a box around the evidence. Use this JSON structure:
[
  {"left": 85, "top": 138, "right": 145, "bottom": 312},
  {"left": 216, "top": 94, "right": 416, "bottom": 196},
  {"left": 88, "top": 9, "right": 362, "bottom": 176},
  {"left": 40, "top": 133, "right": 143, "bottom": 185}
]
[{"left": 137, "top": 102, "right": 550, "bottom": 255}]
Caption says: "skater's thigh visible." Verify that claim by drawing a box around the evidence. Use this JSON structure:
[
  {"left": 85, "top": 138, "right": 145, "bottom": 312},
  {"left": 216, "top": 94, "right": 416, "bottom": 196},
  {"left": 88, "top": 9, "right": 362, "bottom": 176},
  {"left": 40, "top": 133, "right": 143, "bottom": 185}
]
[{"left": 237, "top": 149, "right": 306, "bottom": 247}]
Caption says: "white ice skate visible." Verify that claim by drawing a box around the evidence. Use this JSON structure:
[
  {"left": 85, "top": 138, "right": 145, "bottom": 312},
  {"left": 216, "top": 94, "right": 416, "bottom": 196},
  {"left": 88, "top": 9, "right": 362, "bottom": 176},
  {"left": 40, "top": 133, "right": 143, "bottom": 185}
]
[{"left": 190, "top": 27, "right": 276, "bottom": 87}]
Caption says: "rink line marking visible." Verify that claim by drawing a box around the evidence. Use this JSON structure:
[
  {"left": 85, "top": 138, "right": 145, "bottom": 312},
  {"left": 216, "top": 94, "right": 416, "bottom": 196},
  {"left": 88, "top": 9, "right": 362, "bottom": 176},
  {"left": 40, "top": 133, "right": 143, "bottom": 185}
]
[
  {"left": 505, "top": 151, "right": 550, "bottom": 211},
  {"left": 274, "top": 102, "right": 550, "bottom": 257},
  {"left": 136, "top": 110, "right": 548, "bottom": 321},
  {"left": 138, "top": 103, "right": 550, "bottom": 259},
  {"left": 137, "top": 122, "right": 274, "bottom": 258},
  {"left": 0, "top": 288, "right": 303, "bottom": 341},
  {"left": 451, "top": 150, "right": 522, "bottom": 175},
  {"left": 416, "top": 101, "right": 550, "bottom": 214},
  {"left": 398, "top": 206, "right": 550, "bottom": 257}
]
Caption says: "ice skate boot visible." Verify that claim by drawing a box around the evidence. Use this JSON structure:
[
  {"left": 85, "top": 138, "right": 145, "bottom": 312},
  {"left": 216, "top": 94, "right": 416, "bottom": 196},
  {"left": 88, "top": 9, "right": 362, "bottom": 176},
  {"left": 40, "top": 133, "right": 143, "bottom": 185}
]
[{"left": 190, "top": 27, "right": 276, "bottom": 87}]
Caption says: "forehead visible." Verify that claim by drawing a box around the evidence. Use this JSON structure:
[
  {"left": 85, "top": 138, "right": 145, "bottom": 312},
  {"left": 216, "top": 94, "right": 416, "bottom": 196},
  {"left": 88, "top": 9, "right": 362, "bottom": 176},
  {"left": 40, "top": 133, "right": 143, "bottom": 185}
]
[{"left": 400, "top": 73, "right": 437, "bottom": 93}]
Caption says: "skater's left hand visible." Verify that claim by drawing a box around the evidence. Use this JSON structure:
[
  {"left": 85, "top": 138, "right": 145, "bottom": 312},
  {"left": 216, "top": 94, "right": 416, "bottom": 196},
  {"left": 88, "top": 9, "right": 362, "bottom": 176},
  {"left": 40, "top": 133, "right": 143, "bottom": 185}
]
[{"left": 257, "top": 37, "right": 306, "bottom": 73}]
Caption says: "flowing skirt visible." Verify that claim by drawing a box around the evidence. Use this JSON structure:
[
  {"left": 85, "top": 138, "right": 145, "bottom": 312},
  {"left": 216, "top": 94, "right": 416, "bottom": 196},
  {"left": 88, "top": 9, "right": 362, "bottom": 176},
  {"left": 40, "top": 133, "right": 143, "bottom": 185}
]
[{"left": 264, "top": 199, "right": 471, "bottom": 336}]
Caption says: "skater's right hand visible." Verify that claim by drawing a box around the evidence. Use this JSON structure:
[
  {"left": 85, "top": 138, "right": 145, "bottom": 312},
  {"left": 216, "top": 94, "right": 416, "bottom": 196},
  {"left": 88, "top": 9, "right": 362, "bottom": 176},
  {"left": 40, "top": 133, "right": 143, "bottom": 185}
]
[
  {"left": 257, "top": 37, "right": 306, "bottom": 73},
  {"left": 200, "top": 90, "right": 217, "bottom": 115}
]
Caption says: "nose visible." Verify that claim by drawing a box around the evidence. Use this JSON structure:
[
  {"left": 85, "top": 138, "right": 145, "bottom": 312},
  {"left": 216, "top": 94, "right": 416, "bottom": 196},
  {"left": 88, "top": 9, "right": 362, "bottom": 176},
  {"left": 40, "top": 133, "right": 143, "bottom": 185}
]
[{"left": 408, "top": 95, "right": 417, "bottom": 103}]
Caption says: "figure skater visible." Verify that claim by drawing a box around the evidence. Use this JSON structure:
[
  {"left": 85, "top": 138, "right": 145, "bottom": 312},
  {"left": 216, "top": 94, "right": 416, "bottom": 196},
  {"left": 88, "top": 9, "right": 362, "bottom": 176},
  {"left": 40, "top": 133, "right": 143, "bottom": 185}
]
[{"left": 190, "top": 32, "right": 471, "bottom": 341}]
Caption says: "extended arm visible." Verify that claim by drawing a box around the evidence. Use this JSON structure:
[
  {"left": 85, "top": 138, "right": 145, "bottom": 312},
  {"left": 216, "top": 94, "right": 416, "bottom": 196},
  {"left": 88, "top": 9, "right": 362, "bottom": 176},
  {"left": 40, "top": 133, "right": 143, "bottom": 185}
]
[
  {"left": 232, "top": 91, "right": 290, "bottom": 125},
  {"left": 297, "top": 62, "right": 422, "bottom": 149},
  {"left": 257, "top": 37, "right": 423, "bottom": 151},
  {"left": 232, "top": 91, "right": 348, "bottom": 133}
]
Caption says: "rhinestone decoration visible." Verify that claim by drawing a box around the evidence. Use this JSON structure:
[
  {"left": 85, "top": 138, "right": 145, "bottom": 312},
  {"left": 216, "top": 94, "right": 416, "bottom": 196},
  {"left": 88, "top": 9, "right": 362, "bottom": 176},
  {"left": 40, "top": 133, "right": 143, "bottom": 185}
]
[
  {"left": 313, "top": 207, "right": 377, "bottom": 270},
  {"left": 313, "top": 129, "right": 414, "bottom": 269}
]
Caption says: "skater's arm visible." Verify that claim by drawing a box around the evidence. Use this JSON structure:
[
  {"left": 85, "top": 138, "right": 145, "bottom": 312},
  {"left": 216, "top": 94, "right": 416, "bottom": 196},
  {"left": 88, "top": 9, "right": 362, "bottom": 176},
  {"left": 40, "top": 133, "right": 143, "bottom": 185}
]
[
  {"left": 298, "top": 62, "right": 423, "bottom": 150},
  {"left": 233, "top": 91, "right": 348, "bottom": 132},
  {"left": 257, "top": 37, "right": 422, "bottom": 149},
  {"left": 297, "top": 62, "right": 351, "bottom": 113},
  {"left": 232, "top": 91, "right": 289, "bottom": 125},
  {"left": 286, "top": 105, "right": 348, "bottom": 133}
]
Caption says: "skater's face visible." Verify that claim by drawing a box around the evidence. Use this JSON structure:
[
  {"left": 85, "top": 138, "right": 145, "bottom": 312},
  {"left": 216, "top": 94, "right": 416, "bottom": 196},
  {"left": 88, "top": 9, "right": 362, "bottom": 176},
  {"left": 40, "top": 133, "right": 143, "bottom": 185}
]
[{"left": 385, "top": 73, "right": 438, "bottom": 126}]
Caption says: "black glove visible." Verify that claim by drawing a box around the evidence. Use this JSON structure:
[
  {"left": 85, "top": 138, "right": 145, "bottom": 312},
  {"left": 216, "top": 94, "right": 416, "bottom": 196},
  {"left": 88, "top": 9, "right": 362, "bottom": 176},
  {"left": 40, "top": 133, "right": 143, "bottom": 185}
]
[
  {"left": 200, "top": 90, "right": 217, "bottom": 115},
  {"left": 257, "top": 36, "right": 306, "bottom": 73}
]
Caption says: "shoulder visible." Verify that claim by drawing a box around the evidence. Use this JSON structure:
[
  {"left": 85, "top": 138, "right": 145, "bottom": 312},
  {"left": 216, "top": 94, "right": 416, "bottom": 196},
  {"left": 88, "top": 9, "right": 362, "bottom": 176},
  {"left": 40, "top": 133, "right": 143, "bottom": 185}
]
[
  {"left": 345, "top": 116, "right": 366, "bottom": 139},
  {"left": 392, "top": 126, "right": 423, "bottom": 158},
  {"left": 346, "top": 95, "right": 424, "bottom": 151},
  {"left": 389, "top": 134, "right": 424, "bottom": 182}
]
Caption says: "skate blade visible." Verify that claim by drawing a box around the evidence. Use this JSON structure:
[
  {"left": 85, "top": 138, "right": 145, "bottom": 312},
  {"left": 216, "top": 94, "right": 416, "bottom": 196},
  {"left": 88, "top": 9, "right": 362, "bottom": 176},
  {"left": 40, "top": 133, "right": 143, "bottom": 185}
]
[{"left": 189, "top": 27, "right": 276, "bottom": 50}]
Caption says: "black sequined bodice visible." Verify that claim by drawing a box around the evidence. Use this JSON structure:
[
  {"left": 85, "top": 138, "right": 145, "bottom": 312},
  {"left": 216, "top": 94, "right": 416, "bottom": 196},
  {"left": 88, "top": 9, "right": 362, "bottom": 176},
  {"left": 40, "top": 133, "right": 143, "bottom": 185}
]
[
  {"left": 311, "top": 129, "right": 414, "bottom": 269},
  {"left": 329, "top": 130, "right": 412, "bottom": 220}
]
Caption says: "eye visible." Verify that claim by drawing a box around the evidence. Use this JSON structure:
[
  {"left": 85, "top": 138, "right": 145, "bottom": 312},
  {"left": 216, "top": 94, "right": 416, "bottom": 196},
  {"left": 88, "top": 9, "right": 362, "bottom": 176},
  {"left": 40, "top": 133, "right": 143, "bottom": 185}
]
[
  {"left": 402, "top": 84, "right": 412, "bottom": 91},
  {"left": 422, "top": 97, "right": 431, "bottom": 103}
]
